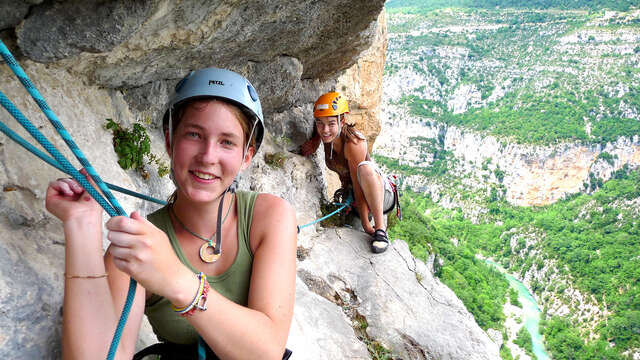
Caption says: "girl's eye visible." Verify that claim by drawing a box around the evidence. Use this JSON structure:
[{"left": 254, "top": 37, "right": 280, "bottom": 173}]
[
  {"left": 222, "top": 139, "right": 235, "bottom": 146},
  {"left": 186, "top": 132, "right": 200, "bottom": 138}
]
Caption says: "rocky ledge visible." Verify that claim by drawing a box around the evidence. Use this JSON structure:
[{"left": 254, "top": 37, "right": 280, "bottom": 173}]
[{"left": 289, "top": 227, "right": 500, "bottom": 359}]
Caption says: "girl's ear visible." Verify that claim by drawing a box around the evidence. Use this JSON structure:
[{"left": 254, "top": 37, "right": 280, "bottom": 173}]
[{"left": 240, "top": 146, "right": 255, "bottom": 171}]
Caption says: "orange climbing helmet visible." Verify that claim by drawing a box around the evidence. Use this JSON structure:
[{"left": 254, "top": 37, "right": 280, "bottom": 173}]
[{"left": 313, "top": 91, "right": 349, "bottom": 118}]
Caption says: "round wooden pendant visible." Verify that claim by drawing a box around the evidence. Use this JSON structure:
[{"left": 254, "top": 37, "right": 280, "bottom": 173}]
[{"left": 199, "top": 242, "right": 220, "bottom": 263}]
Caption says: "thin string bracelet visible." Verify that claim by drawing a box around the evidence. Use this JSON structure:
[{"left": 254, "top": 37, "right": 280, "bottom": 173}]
[{"left": 64, "top": 272, "right": 108, "bottom": 279}]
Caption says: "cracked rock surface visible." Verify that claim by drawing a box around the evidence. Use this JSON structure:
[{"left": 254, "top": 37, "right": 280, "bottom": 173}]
[{"left": 292, "top": 228, "right": 500, "bottom": 360}]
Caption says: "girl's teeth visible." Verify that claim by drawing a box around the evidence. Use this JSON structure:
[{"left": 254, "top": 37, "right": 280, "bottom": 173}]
[{"left": 194, "top": 171, "right": 214, "bottom": 180}]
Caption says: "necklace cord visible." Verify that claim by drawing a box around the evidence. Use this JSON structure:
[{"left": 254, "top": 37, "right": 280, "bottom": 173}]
[
  {"left": 169, "top": 191, "right": 234, "bottom": 251},
  {"left": 214, "top": 188, "right": 227, "bottom": 255}
]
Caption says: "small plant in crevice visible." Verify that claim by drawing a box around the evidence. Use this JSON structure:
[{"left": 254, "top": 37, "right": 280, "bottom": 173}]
[
  {"left": 274, "top": 135, "right": 292, "bottom": 150},
  {"left": 366, "top": 340, "right": 393, "bottom": 360},
  {"left": 148, "top": 153, "right": 170, "bottom": 178},
  {"left": 105, "top": 119, "right": 169, "bottom": 179},
  {"left": 352, "top": 313, "right": 393, "bottom": 360},
  {"left": 356, "top": 314, "right": 368, "bottom": 331},
  {"left": 264, "top": 152, "right": 287, "bottom": 168},
  {"left": 318, "top": 200, "right": 352, "bottom": 228}
]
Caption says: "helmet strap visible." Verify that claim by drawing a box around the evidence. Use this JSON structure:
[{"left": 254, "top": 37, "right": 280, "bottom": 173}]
[
  {"left": 168, "top": 106, "right": 174, "bottom": 148},
  {"left": 243, "top": 119, "right": 257, "bottom": 161}
]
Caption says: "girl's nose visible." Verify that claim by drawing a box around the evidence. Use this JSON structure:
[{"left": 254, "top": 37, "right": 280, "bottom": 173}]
[{"left": 198, "top": 140, "right": 218, "bottom": 164}]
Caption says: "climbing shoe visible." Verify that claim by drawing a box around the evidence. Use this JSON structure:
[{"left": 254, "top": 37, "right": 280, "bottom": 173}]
[{"left": 371, "top": 229, "right": 389, "bottom": 253}]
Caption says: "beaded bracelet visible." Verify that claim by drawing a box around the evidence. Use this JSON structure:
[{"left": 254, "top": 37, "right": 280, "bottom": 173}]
[{"left": 171, "top": 272, "right": 210, "bottom": 317}]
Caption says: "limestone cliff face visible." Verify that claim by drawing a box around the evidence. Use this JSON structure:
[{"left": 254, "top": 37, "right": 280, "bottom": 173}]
[
  {"left": 375, "top": 111, "right": 640, "bottom": 207},
  {"left": 337, "top": 11, "right": 387, "bottom": 153},
  {"left": 377, "top": 7, "right": 640, "bottom": 208},
  {"left": 0, "top": 1, "right": 498, "bottom": 359},
  {"left": 442, "top": 127, "right": 640, "bottom": 206}
]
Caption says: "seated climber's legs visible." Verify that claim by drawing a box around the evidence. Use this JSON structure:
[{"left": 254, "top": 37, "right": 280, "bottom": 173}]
[
  {"left": 357, "top": 161, "right": 390, "bottom": 253},
  {"left": 357, "top": 161, "right": 385, "bottom": 231}
]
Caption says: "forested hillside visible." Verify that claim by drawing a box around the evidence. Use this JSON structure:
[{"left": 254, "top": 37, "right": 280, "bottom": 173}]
[
  {"left": 385, "top": 2, "right": 640, "bottom": 145},
  {"left": 379, "top": 1, "right": 640, "bottom": 359}
]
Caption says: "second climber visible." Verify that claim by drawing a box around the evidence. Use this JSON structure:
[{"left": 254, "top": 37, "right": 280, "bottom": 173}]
[{"left": 301, "top": 91, "right": 396, "bottom": 253}]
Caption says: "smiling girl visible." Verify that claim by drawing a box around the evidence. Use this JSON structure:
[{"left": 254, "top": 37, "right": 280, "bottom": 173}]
[
  {"left": 301, "top": 91, "right": 396, "bottom": 253},
  {"left": 46, "top": 68, "right": 296, "bottom": 359}
]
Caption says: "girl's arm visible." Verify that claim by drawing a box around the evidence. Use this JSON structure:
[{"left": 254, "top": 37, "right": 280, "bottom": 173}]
[
  {"left": 186, "top": 194, "right": 297, "bottom": 359},
  {"left": 46, "top": 178, "right": 145, "bottom": 360},
  {"left": 300, "top": 126, "right": 321, "bottom": 157}
]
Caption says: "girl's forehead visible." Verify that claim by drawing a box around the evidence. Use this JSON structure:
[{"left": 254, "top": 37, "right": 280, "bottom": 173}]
[
  {"left": 180, "top": 103, "right": 243, "bottom": 131},
  {"left": 315, "top": 116, "right": 339, "bottom": 123}
]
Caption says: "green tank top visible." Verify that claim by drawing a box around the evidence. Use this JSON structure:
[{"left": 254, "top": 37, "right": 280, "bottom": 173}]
[{"left": 144, "top": 191, "right": 257, "bottom": 344}]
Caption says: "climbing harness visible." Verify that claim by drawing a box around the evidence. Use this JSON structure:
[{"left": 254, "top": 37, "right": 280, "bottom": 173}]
[
  {"left": 0, "top": 39, "right": 137, "bottom": 360},
  {"left": 133, "top": 340, "right": 293, "bottom": 360},
  {"left": 388, "top": 175, "right": 403, "bottom": 221}
]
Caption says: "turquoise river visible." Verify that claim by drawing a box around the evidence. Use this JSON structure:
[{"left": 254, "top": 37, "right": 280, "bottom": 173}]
[{"left": 485, "top": 259, "right": 551, "bottom": 360}]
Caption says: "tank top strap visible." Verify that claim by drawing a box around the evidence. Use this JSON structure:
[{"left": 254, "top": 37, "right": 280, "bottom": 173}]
[{"left": 235, "top": 190, "right": 258, "bottom": 258}]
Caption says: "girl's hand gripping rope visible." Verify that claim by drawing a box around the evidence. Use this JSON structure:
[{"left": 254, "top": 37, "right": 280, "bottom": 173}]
[
  {"left": 45, "top": 168, "right": 103, "bottom": 223},
  {"left": 105, "top": 213, "right": 198, "bottom": 307}
]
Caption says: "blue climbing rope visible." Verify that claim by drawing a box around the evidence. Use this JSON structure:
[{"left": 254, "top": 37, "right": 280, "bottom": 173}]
[
  {"left": 0, "top": 120, "right": 167, "bottom": 205},
  {"left": 0, "top": 40, "right": 136, "bottom": 360},
  {"left": 0, "top": 92, "right": 118, "bottom": 215},
  {"left": 0, "top": 41, "right": 126, "bottom": 216},
  {"left": 297, "top": 197, "right": 352, "bottom": 233}
]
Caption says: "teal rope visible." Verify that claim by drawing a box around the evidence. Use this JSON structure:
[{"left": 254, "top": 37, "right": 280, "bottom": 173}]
[
  {"left": 197, "top": 336, "right": 207, "bottom": 360},
  {"left": 0, "top": 40, "right": 135, "bottom": 360},
  {"left": 0, "top": 91, "right": 117, "bottom": 215},
  {"left": 0, "top": 120, "right": 166, "bottom": 205},
  {"left": 0, "top": 40, "right": 125, "bottom": 216},
  {"left": 297, "top": 197, "right": 352, "bottom": 233}
]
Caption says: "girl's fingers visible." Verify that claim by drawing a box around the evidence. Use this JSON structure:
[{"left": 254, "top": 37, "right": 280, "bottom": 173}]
[
  {"left": 49, "top": 180, "right": 73, "bottom": 196},
  {"left": 105, "top": 216, "right": 145, "bottom": 235},
  {"left": 108, "top": 243, "right": 135, "bottom": 261},
  {"left": 49, "top": 178, "right": 84, "bottom": 196},
  {"left": 106, "top": 230, "right": 137, "bottom": 247},
  {"left": 110, "top": 255, "right": 132, "bottom": 274},
  {"left": 59, "top": 178, "right": 84, "bottom": 194}
]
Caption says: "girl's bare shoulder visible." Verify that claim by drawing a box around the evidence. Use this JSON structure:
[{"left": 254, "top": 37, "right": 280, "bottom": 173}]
[
  {"left": 252, "top": 193, "right": 295, "bottom": 223},
  {"left": 249, "top": 193, "right": 296, "bottom": 251}
]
